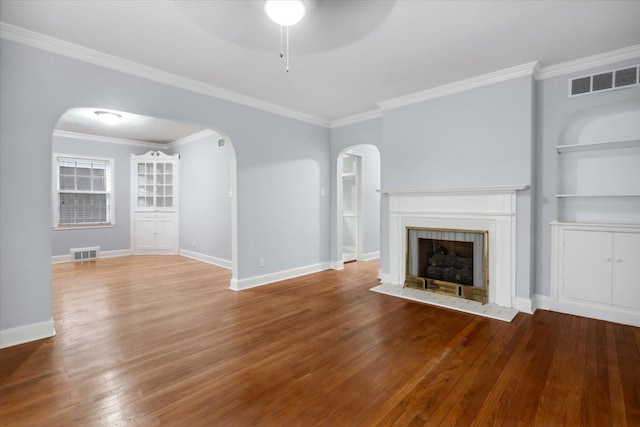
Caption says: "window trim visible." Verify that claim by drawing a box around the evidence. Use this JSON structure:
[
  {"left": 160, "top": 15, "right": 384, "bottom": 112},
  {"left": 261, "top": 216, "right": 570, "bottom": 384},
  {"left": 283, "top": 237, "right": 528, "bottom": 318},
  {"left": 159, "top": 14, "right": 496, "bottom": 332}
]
[{"left": 52, "top": 153, "right": 116, "bottom": 230}]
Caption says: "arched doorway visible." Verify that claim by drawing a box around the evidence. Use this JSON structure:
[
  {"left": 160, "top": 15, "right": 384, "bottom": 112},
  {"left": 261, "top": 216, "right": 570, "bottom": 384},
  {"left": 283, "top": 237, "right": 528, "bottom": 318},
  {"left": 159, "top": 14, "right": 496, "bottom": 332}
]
[
  {"left": 50, "top": 107, "right": 238, "bottom": 284},
  {"left": 336, "top": 144, "right": 381, "bottom": 267}
]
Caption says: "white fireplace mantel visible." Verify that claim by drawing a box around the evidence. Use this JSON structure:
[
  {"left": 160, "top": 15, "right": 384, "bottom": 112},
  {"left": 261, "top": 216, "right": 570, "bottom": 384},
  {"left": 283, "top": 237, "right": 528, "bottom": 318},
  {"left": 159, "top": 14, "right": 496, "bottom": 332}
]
[{"left": 383, "top": 184, "right": 529, "bottom": 309}]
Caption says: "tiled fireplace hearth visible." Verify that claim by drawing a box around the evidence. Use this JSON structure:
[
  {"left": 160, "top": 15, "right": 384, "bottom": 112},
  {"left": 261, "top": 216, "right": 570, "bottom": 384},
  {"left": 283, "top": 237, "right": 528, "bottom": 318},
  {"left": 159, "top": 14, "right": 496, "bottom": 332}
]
[{"left": 380, "top": 185, "right": 528, "bottom": 313}]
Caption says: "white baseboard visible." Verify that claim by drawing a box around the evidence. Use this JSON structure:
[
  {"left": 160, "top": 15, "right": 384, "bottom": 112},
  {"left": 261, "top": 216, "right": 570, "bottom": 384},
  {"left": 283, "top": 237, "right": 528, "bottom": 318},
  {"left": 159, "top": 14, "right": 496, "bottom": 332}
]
[
  {"left": 484, "top": 294, "right": 639, "bottom": 327},
  {"left": 101, "top": 249, "right": 132, "bottom": 259},
  {"left": 379, "top": 273, "right": 395, "bottom": 285},
  {"left": 528, "top": 293, "right": 638, "bottom": 327},
  {"left": 230, "top": 262, "right": 331, "bottom": 291},
  {"left": 180, "top": 249, "right": 232, "bottom": 270},
  {"left": 548, "top": 298, "right": 639, "bottom": 327},
  {"left": 52, "top": 254, "right": 70, "bottom": 264},
  {"left": 534, "top": 295, "right": 552, "bottom": 311},
  {"left": 515, "top": 297, "right": 534, "bottom": 314},
  {"left": 52, "top": 248, "right": 131, "bottom": 264},
  {"left": 500, "top": 295, "right": 552, "bottom": 314},
  {"left": 362, "top": 251, "right": 380, "bottom": 261},
  {"left": 0, "top": 318, "right": 56, "bottom": 349},
  {"left": 331, "top": 261, "right": 344, "bottom": 270}
]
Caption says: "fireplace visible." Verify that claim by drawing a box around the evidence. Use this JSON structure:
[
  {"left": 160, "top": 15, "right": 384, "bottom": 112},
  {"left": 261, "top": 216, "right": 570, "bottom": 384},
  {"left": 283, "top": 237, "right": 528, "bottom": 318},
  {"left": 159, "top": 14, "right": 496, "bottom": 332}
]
[
  {"left": 382, "top": 185, "right": 528, "bottom": 309},
  {"left": 405, "top": 227, "right": 488, "bottom": 303}
]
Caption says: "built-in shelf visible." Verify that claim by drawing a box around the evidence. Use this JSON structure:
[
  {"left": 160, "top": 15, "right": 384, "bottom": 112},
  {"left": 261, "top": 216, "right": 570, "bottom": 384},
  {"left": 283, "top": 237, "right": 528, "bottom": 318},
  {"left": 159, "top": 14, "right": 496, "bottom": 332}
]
[
  {"left": 556, "top": 139, "right": 640, "bottom": 153},
  {"left": 556, "top": 193, "right": 640, "bottom": 198},
  {"left": 379, "top": 184, "right": 529, "bottom": 195},
  {"left": 342, "top": 173, "right": 356, "bottom": 179}
]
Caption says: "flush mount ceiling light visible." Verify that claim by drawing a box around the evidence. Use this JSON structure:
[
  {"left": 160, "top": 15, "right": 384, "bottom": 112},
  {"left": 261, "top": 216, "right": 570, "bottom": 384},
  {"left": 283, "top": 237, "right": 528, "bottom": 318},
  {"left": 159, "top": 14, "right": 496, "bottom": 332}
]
[
  {"left": 94, "top": 111, "right": 121, "bottom": 125},
  {"left": 265, "top": 0, "right": 305, "bottom": 26},
  {"left": 264, "top": 0, "right": 306, "bottom": 72}
]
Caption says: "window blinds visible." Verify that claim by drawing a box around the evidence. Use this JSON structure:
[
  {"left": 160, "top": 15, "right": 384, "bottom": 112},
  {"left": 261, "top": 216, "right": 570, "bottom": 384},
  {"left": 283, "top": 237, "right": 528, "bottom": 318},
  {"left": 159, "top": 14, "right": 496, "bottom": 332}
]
[{"left": 57, "top": 157, "right": 111, "bottom": 225}]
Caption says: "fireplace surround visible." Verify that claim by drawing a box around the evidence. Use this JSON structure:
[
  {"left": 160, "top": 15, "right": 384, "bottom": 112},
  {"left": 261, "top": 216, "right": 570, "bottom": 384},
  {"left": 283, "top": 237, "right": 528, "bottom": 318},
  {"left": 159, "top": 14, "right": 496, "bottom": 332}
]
[{"left": 382, "top": 185, "right": 528, "bottom": 309}]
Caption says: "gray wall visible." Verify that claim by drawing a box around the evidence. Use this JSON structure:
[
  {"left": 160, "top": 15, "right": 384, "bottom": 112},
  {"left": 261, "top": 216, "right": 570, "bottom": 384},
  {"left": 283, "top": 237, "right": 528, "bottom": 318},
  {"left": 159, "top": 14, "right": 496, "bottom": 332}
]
[
  {"left": 379, "top": 76, "right": 535, "bottom": 298},
  {"left": 51, "top": 134, "right": 149, "bottom": 256},
  {"left": 172, "top": 134, "right": 232, "bottom": 262},
  {"left": 380, "top": 77, "right": 534, "bottom": 188},
  {"left": 534, "top": 59, "right": 640, "bottom": 297},
  {"left": 0, "top": 39, "right": 330, "bottom": 332}
]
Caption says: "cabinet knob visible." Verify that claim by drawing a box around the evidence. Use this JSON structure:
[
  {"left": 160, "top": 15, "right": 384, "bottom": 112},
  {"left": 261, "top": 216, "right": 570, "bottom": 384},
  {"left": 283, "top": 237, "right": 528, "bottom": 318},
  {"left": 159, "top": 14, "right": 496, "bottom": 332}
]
[
  {"left": 615, "top": 258, "right": 622, "bottom": 263},
  {"left": 605, "top": 257, "right": 611, "bottom": 262}
]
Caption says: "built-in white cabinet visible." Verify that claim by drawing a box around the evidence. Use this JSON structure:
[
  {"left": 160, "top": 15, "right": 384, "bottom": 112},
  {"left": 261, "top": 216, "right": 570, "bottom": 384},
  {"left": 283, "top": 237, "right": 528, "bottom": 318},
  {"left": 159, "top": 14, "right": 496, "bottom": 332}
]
[
  {"left": 131, "top": 151, "right": 179, "bottom": 254},
  {"left": 133, "top": 212, "right": 178, "bottom": 254},
  {"left": 551, "top": 222, "right": 640, "bottom": 326}
]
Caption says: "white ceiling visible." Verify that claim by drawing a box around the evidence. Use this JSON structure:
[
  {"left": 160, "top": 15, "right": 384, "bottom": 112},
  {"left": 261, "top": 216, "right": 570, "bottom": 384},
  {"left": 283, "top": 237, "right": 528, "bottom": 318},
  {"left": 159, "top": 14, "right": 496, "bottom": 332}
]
[
  {"left": 2, "top": 0, "right": 640, "bottom": 127},
  {"left": 55, "top": 108, "right": 207, "bottom": 144}
]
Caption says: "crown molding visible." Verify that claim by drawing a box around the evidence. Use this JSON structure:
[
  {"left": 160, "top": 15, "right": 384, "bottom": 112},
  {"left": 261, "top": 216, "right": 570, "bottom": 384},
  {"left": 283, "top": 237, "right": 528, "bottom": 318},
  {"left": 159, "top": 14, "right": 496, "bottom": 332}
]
[
  {"left": 377, "top": 61, "right": 539, "bottom": 111},
  {"left": 536, "top": 44, "right": 640, "bottom": 80},
  {"left": 53, "top": 130, "right": 164, "bottom": 148},
  {"left": 165, "top": 129, "right": 217, "bottom": 149},
  {"left": 330, "top": 109, "right": 382, "bottom": 128},
  {"left": 0, "top": 22, "right": 330, "bottom": 128}
]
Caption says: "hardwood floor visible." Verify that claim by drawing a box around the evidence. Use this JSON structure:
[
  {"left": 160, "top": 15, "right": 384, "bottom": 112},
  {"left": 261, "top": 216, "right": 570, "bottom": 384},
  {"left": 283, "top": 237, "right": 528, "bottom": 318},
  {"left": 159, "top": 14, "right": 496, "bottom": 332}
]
[{"left": 1, "top": 256, "right": 639, "bottom": 426}]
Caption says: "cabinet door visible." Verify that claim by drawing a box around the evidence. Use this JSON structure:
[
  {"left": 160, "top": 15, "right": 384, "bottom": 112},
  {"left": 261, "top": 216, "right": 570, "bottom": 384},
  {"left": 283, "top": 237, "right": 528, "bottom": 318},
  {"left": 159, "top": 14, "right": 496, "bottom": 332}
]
[
  {"left": 135, "top": 216, "right": 157, "bottom": 251},
  {"left": 563, "top": 230, "right": 612, "bottom": 304},
  {"left": 155, "top": 215, "right": 178, "bottom": 252},
  {"left": 612, "top": 232, "right": 640, "bottom": 309},
  {"left": 155, "top": 161, "right": 175, "bottom": 210},
  {"left": 135, "top": 162, "right": 155, "bottom": 210}
]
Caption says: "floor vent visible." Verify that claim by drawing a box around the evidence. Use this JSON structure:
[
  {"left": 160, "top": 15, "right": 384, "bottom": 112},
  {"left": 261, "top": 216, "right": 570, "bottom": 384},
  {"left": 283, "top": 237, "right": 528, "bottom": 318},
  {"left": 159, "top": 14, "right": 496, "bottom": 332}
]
[
  {"left": 569, "top": 64, "right": 639, "bottom": 97},
  {"left": 70, "top": 246, "right": 100, "bottom": 262}
]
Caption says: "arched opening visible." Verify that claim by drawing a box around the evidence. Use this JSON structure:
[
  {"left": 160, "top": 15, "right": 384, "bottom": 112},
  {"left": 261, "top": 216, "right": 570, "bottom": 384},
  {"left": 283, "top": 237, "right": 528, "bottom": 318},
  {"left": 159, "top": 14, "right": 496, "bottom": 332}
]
[
  {"left": 51, "top": 107, "right": 238, "bottom": 283},
  {"left": 556, "top": 100, "right": 640, "bottom": 224},
  {"left": 335, "top": 144, "right": 381, "bottom": 267}
]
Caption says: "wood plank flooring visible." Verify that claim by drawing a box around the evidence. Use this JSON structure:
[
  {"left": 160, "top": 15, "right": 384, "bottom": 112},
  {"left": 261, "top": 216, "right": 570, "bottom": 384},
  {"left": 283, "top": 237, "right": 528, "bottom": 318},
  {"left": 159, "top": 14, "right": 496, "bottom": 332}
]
[{"left": 1, "top": 256, "right": 639, "bottom": 426}]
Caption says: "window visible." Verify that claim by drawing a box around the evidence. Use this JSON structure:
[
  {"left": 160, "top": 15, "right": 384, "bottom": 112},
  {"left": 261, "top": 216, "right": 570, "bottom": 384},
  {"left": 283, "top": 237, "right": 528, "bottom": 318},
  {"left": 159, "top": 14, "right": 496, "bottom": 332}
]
[{"left": 53, "top": 155, "right": 114, "bottom": 228}]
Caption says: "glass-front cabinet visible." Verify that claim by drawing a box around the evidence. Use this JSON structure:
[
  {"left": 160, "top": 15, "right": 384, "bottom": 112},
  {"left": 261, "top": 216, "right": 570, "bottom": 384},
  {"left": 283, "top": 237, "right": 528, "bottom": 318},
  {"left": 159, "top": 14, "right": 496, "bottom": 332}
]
[
  {"left": 130, "top": 151, "right": 179, "bottom": 254},
  {"left": 135, "top": 158, "right": 175, "bottom": 210}
]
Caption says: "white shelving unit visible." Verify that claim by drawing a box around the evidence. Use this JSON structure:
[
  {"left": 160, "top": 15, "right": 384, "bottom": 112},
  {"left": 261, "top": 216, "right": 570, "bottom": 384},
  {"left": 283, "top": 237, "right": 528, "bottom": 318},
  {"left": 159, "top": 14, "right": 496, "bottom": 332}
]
[
  {"left": 556, "top": 193, "right": 640, "bottom": 198},
  {"left": 555, "top": 138, "right": 640, "bottom": 154},
  {"left": 550, "top": 110, "right": 640, "bottom": 325},
  {"left": 130, "top": 151, "right": 180, "bottom": 255},
  {"left": 555, "top": 136, "right": 640, "bottom": 223}
]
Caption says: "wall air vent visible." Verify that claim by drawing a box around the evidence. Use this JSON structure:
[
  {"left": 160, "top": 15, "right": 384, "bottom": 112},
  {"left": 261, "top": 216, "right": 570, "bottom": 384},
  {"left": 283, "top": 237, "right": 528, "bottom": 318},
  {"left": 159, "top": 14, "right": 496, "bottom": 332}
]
[
  {"left": 592, "top": 72, "right": 613, "bottom": 91},
  {"left": 569, "top": 64, "right": 639, "bottom": 97},
  {"left": 70, "top": 246, "right": 100, "bottom": 262}
]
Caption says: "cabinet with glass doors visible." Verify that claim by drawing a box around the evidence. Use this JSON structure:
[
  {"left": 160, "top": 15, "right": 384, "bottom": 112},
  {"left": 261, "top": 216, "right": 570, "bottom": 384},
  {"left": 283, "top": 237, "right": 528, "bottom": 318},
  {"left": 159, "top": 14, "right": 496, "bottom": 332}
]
[{"left": 130, "top": 151, "right": 179, "bottom": 254}]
